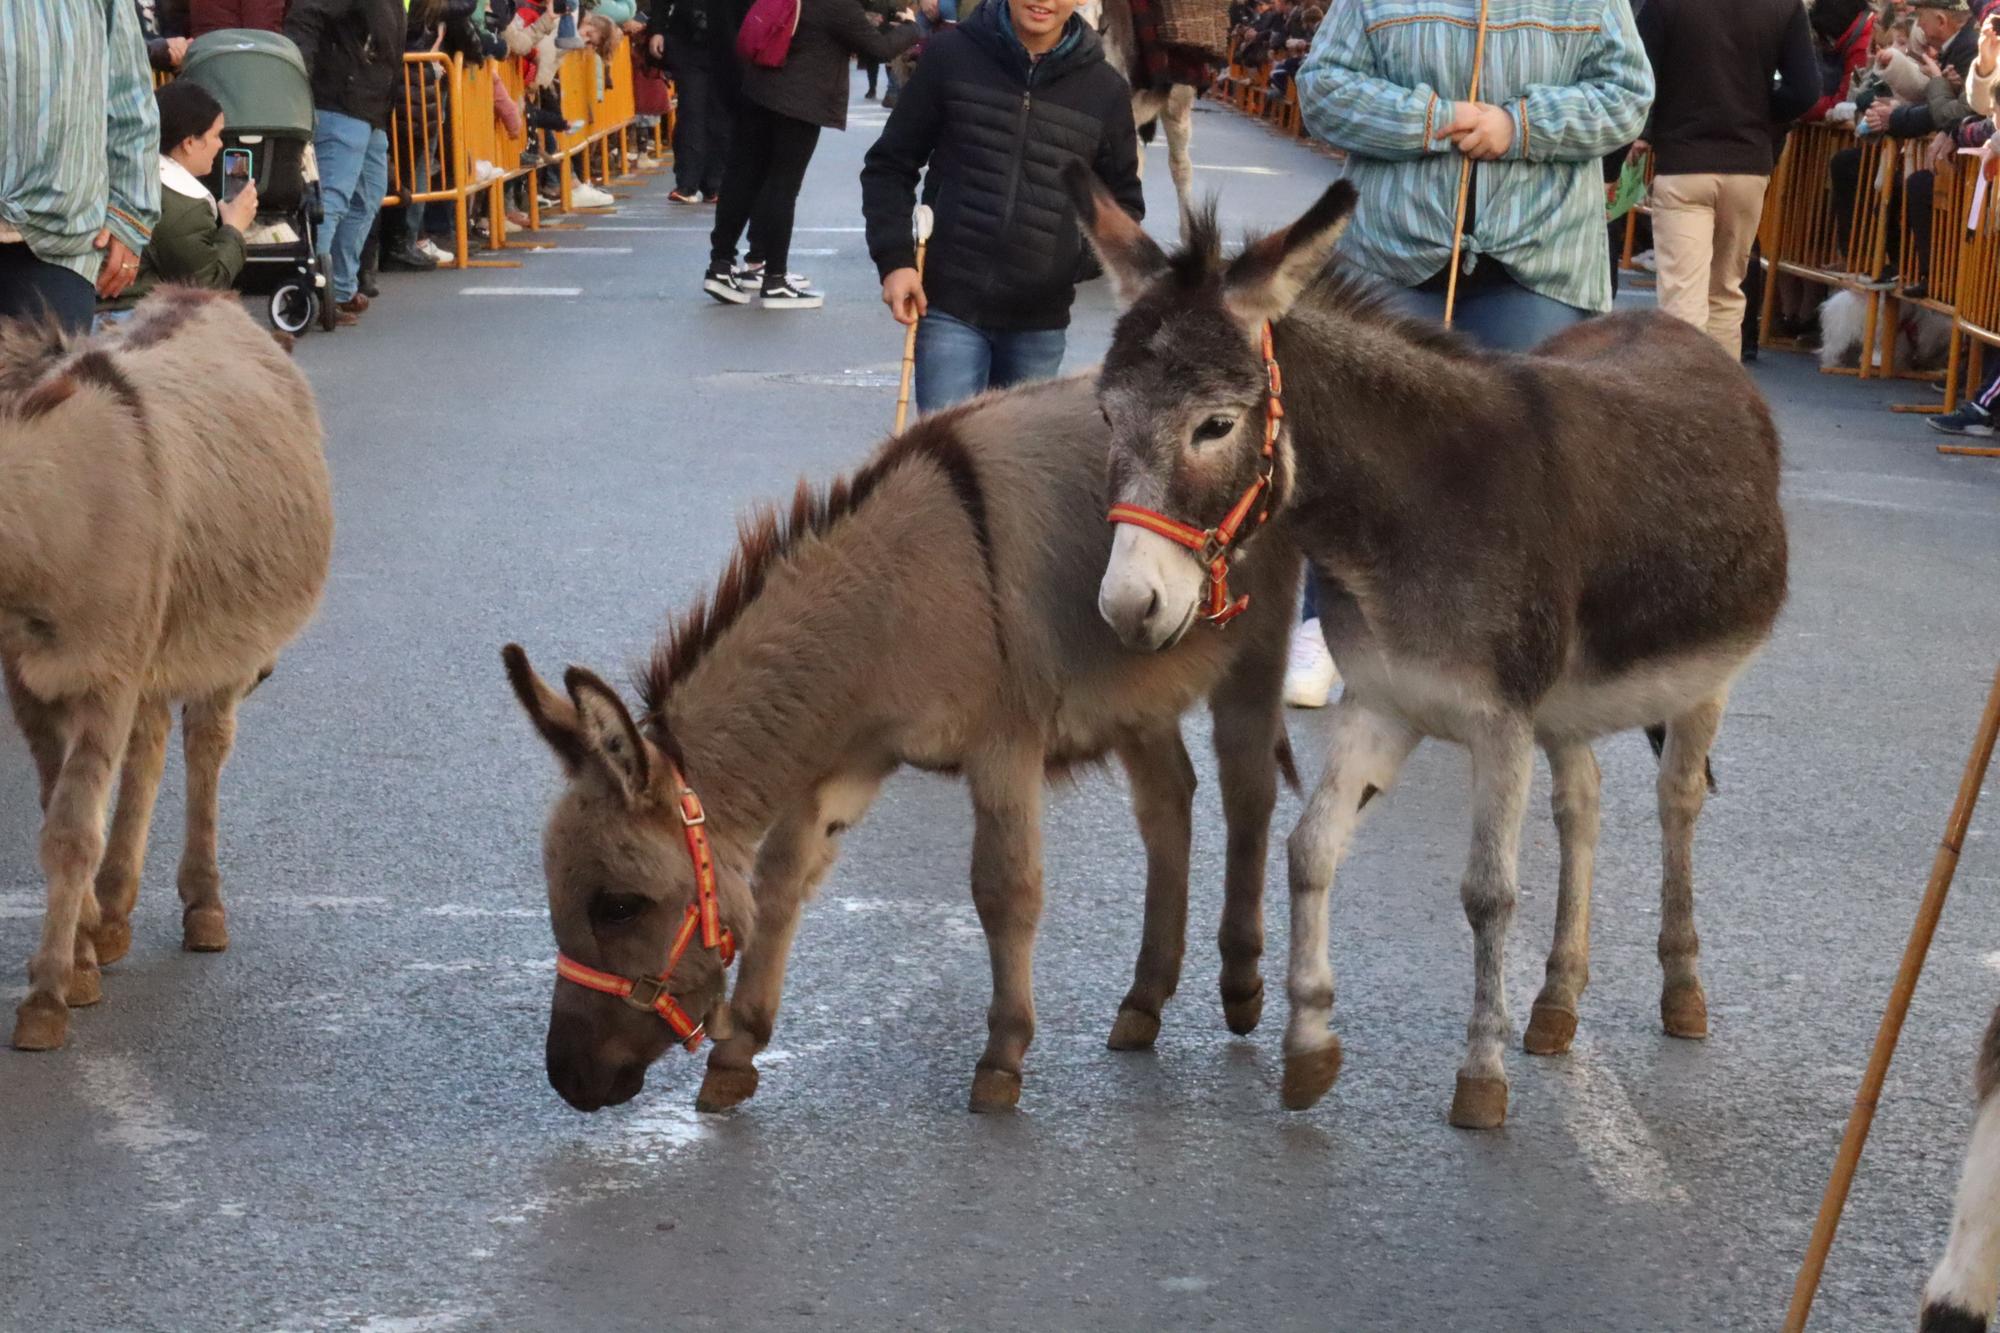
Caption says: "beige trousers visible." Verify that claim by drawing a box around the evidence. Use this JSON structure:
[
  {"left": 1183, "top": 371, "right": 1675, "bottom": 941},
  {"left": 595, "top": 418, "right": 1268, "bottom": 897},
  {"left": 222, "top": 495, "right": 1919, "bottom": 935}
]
[{"left": 1650, "top": 172, "right": 1769, "bottom": 353}]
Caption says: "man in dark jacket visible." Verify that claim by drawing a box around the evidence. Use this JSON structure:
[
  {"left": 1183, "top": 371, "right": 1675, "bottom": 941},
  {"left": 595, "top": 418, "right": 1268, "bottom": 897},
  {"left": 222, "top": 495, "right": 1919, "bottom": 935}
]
[
  {"left": 645, "top": 0, "right": 737, "bottom": 202},
  {"left": 286, "top": 0, "right": 406, "bottom": 324},
  {"left": 859, "top": 0, "right": 1142, "bottom": 411},
  {"left": 1637, "top": 0, "right": 1818, "bottom": 351}
]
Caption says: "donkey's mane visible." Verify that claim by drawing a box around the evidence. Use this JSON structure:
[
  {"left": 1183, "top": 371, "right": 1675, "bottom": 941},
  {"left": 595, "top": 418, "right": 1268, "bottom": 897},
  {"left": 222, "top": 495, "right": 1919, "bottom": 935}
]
[
  {"left": 638, "top": 411, "right": 988, "bottom": 723},
  {"left": 0, "top": 310, "right": 73, "bottom": 405},
  {"left": 1167, "top": 198, "right": 1471, "bottom": 358}
]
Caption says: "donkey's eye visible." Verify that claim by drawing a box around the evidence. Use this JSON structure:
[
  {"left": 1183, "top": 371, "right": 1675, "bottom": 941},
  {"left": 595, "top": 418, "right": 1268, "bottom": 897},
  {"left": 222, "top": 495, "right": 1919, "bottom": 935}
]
[
  {"left": 1193, "top": 415, "right": 1236, "bottom": 444},
  {"left": 591, "top": 893, "right": 649, "bottom": 926}
]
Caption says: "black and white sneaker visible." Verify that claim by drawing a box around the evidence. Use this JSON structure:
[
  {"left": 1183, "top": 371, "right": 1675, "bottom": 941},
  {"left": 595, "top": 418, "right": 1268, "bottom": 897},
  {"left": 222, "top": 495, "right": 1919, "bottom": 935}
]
[
  {"left": 702, "top": 265, "right": 751, "bottom": 305},
  {"left": 760, "top": 280, "right": 823, "bottom": 310},
  {"left": 1928, "top": 401, "right": 1995, "bottom": 436},
  {"left": 734, "top": 260, "right": 811, "bottom": 290}
]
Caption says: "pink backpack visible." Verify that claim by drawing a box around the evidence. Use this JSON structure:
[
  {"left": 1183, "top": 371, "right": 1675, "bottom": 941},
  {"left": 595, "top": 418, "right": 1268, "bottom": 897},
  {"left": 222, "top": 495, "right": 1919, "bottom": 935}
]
[{"left": 736, "top": 0, "right": 802, "bottom": 68}]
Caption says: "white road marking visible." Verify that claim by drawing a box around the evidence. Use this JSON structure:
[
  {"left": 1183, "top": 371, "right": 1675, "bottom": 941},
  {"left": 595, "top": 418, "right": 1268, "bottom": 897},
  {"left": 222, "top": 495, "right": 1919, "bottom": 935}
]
[
  {"left": 529, "top": 246, "right": 632, "bottom": 254},
  {"left": 460, "top": 287, "right": 583, "bottom": 296},
  {"left": 1558, "top": 1037, "right": 1693, "bottom": 1206},
  {"left": 1193, "top": 163, "right": 1283, "bottom": 175},
  {"left": 77, "top": 1055, "right": 207, "bottom": 1214},
  {"left": 423, "top": 904, "right": 542, "bottom": 919}
]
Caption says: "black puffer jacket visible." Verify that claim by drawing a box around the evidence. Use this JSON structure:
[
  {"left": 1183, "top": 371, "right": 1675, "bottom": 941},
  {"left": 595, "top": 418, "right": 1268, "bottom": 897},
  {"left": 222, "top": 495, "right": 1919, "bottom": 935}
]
[
  {"left": 860, "top": 2, "right": 1142, "bottom": 332},
  {"left": 286, "top": 0, "right": 409, "bottom": 129},
  {"left": 739, "top": 0, "right": 917, "bottom": 130}
]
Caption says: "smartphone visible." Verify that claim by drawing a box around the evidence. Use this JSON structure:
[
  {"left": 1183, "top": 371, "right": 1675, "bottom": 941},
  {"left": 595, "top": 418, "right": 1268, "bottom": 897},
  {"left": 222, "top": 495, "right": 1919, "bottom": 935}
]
[{"left": 220, "top": 148, "right": 253, "bottom": 204}]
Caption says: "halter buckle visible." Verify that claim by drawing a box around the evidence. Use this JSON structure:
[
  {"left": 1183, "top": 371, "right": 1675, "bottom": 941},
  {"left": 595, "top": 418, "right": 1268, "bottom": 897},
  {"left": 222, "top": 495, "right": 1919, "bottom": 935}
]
[
  {"left": 622, "top": 973, "right": 670, "bottom": 1013},
  {"left": 1197, "top": 530, "right": 1229, "bottom": 566},
  {"left": 678, "top": 790, "right": 706, "bottom": 827}
]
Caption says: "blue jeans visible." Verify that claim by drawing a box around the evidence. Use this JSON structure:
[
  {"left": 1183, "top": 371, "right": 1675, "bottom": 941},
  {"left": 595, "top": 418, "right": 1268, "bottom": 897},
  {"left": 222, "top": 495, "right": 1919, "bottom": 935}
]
[
  {"left": 913, "top": 311, "right": 1066, "bottom": 414},
  {"left": 315, "top": 109, "right": 390, "bottom": 303},
  {"left": 0, "top": 243, "right": 96, "bottom": 334}
]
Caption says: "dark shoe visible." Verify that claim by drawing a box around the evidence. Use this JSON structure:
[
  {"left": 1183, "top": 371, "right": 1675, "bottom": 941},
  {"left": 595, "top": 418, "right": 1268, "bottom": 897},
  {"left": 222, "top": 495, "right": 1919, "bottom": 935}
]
[
  {"left": 359, "top": 273, "right": 381, "bottom": 299},
  {"left": 333, "top": 307, "right": 360, "bottom": 327},
  {"left": 338, "top": 293, "right": 370, "bottom": 316},
  {"left": 382, "top": 239, "right": 438, "bottom": 271},
  {"left": 882, "top": 92, "right": 897, "bottom": 108},
  {"left": 1929, "top": 401, "right": 1994, "bottom": 436},
  {"left": 703, "top": 264, "right": 751, "bottom": 305},
  {"left": 760, "top": 280, "right": 823, "bottom": 310}
]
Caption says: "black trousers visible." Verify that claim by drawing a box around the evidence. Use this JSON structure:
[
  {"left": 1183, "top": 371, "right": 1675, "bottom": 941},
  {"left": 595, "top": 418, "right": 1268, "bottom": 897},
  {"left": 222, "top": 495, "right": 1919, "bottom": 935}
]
[
  {"left": 667, "top": 39, "right": 732, "bottom": 197},
  {"left": 709, "top": 100, "right": 821, "bottom": 285},
  {"left": 0, "top": 243, "right": 96, "bottom": 334}
]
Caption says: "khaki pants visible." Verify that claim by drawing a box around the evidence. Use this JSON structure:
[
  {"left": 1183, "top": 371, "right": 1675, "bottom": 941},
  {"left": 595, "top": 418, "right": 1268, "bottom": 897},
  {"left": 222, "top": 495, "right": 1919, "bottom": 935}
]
[{"left": 1650, "top": 172, "right": 1769, "bottom": 353}]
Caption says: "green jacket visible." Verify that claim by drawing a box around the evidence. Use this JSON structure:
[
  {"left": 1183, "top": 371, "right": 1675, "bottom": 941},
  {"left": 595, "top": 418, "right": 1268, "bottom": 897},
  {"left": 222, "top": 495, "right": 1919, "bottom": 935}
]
[{"left": 115, "top": 170, "right": 246, "bottom": 308}]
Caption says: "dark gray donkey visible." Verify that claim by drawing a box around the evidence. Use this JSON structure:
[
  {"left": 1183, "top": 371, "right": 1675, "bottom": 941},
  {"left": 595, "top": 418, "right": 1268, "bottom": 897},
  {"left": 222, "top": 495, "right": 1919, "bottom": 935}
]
[{"left": 1070, "top": 171, "right": 1788, "bottom": 1130}]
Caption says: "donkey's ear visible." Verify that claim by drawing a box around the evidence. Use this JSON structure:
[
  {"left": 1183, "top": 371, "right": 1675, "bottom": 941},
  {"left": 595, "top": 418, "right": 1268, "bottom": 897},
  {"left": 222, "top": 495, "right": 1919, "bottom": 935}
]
[
  {"left": 1063, "top": 159, "right": 1167, "bottom": 306},
  {"left": 503, "top": 644, "right": 591, "bottom": 773},
  {"left": 563, "top": 666, "right": 653, "bottom": 804},
  {"left": 1222, "top": 180, "right": 1356, "bottom": 327}
]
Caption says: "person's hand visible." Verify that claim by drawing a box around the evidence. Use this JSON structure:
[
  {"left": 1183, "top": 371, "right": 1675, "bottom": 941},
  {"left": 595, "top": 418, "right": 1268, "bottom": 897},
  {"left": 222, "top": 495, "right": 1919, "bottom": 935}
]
[
  {"left": 1917, "top": 51, "right": 1943, "bottom": 81},
  {"left": 921, "top": 0, "right": 939, "bottom": 17},
  {"left": 1930, "top": 129, "right": 1957, "bottom": 168},
  {"left": 881, "top": 266, "right": 926, "bottom": 325},
  {"left": 167, "top": 35, "right": 190, "bottom": 65},
  {"left": 649, "top": 31, "right": 665, "bottom": 56},
  {"left": 1628, "top": 137, "right": 1650, "bottom": 161},
  {"left": 1980, "top": 20, "right": 2000, "bottom": 77},
  {"left": 1866, "top": 98, "right": 1895, "bottom": 131},
  {"left": 1948, "top": 64, "right": 1965, "bottom": 91},
  {"left": 221, "top": 181, "right": 259, "bottom": 231},
  {"left": 93, "top": 230, "right": 140, "bottom": 299},
  {"left": 1449, "top": 101, "right": 1515, "bottom": 160}
]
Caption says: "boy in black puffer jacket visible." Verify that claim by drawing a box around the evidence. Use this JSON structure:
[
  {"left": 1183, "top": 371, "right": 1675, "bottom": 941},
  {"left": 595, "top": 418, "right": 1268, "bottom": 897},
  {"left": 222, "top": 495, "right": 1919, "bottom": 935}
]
[{"left": 860, "top": 0, "right": 1142, "bottom": 411}]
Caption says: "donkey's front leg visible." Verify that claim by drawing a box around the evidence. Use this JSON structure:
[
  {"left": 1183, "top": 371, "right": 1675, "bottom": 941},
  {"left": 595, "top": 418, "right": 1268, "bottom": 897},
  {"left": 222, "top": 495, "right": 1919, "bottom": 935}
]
[
  {"left": 1209, "top": 622, "right": 1289, "bottom": 1036},
  {"left": 1450, "top": 716, "right": 1535, "bottom": 1130},
  {"left": 965, "top": 743, "right": 1045, "bottom": 1112},
  {"left": 1658, "top": 696, "right": 1725, "bottom": 1039},
  {"left": 1525, "top": 741, "right": 1600, "bottom": 1056},
  {"left": 696, "top": 792, "right": 861, "bottom": 1114},
  {"left": 1282, "top": 700, "right": 1417, "bottom": 1110},
  {"left": 13, "top": 690, "right": 135, "bottom": 1051},
  {"left": 1107, "top": 725, "right": 1196, "bottom": 1051},
  {"left": 1922, "top": 1004, "right": 2000, "bottom": 1332}
]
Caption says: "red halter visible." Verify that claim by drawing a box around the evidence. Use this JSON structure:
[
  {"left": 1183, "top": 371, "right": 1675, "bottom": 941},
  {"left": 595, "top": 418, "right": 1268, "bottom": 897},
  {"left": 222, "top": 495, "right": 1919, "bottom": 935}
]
[
  {"left": 1106, "top": 322, "right": 1285, "bottom": 627},
  {"left": 554, "top": 773, "right": 736, "bottom": 1051}
]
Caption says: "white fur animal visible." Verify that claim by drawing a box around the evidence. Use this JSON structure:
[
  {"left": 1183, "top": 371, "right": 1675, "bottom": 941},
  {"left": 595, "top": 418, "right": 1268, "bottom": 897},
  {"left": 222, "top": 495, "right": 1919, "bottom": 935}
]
[{"left": 1817, "top": 287, "right": 1953, "bottom": 372}]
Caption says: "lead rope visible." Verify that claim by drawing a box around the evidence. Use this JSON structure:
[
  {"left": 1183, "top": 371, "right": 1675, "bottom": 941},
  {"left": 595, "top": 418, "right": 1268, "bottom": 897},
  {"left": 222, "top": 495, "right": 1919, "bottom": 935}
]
[{"left": 1442, "top": 0, "right": 1492, "bottom": 331}]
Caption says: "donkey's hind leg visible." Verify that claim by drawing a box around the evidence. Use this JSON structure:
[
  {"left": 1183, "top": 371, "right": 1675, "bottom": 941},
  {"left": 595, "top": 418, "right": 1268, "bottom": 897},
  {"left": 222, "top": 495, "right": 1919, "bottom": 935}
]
[
  {"left": 1282, "top": 699, "right": 1418, "bottom": 1111},
  {"left": 1448, "top": 715, "right": 1535, "bottom": 1130},
  {"left": 177, "top": 684, "right": 245, "bottom": 954},
  {"left": 3, "top": 656, "right": 64, "bottom": 812},
  {"left": 697, "top": 771, "right": 882, "bottom": 1113},
  {"left": 1923, "top": 1002, "right": 2000, "bottom": 1332},
  {"left": 92, "top": 698, "right": 173, "bottom": 967},
  {"left": 12, "top": 690, "right": 136, "bottom": 1051},
  {"left": 1163, "top": 84, "right": 1196, "bottom": 233},
  {"left": 1107, "top": 725, "right": 1196, "bottom": 1051},
  {"left": 1658, "top": 696, "right": 1725, "bottom": 1040},
  {"left": 965, "top": 741, "right": 1046, "bottom": 1112},
  {"left": 1525, "top": 741, "right": 1601, "bottom": 1056}
]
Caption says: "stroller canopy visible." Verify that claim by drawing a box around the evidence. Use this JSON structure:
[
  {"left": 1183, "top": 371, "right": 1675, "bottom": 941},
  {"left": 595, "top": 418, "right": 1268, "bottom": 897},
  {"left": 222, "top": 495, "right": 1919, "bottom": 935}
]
[{"left": 182, "top": 30, "right": 315, "bottom": 137}]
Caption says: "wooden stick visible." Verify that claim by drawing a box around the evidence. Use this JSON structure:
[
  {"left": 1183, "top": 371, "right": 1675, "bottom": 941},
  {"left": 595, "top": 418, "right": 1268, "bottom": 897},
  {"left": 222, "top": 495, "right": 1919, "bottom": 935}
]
[
  {"left": 1781, "top": 663, "right": 2000, "bottom": 1333},
  {"left": 1938, "top": 444, "right": 2000, "bottom": 457},
  {"left": 893, "top": 205, "right": 934, "bottom": 436},
  {"left": 1441, "top": 0, "right": 1492, "bottom": 330}
]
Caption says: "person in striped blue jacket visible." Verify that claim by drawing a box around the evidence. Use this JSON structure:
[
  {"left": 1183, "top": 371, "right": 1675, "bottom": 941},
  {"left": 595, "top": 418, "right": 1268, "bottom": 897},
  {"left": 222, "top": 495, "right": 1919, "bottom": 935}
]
[
  {"left": 1295, "top": 0, "right": 1652, "bottom": 349},
  {"left": 0, "top": 0, "right": 161, "bottom": 333}
]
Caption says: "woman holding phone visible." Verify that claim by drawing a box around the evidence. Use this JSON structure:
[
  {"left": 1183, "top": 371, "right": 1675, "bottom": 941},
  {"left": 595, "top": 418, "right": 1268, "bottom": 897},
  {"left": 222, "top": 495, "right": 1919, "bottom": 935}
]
[{"left": 106, "top": 80, "right": 259, "bottom": 311}]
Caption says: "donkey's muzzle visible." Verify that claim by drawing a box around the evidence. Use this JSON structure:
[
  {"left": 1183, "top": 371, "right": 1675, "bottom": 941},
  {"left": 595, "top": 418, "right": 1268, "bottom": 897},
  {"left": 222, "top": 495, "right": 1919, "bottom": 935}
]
[{"left": 546, "top": 1015, "right": 650, "bottom": 1112}]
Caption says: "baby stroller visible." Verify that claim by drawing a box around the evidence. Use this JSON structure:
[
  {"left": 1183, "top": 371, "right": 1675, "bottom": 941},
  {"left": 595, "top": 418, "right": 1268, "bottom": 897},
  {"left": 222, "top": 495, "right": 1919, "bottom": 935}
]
[{"left": 181, "top": 29, "right": 337, "bottom": 335}]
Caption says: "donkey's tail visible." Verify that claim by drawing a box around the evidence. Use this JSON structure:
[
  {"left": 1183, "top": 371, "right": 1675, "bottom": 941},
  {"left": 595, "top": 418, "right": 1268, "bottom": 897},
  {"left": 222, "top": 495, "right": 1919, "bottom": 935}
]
[
  {"left": 1276, "top": 732, "right": 1301, "bottom": 794},
  {"left": 1645, "top": 724, "right": 1718, "bottom": 793}
]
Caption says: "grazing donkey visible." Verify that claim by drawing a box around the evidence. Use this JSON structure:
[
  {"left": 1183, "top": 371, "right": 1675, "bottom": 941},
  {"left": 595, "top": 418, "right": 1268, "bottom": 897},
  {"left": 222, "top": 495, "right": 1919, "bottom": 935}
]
[
  {"left": 1073, "top": 173, "right": 1788, "bottom": 1129},
  {"left": 1923, "top": 1008, "right": 2000, "bottom": 1332},
  {"left": 504, "top": 374, "right": 1300, "bottom": 1115},
  {"left": 1, "top": 289, "right": 333, "bottom": 1051}
]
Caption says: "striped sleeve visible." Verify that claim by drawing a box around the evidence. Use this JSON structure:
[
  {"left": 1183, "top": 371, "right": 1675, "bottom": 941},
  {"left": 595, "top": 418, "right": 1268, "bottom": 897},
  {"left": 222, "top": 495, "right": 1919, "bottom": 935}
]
[
  {"left": 1503, "top": 0, "right": 1652, "bottom": 162},
  {"left": 1296, "top": 3, "right": 1455, "bottom": 161},
  {"left": 102, "top": 0, "right": 161, "bottom": 253}
]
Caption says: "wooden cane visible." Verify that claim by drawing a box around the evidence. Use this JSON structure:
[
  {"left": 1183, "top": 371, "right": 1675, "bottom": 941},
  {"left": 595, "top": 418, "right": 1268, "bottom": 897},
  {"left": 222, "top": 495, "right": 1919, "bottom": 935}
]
[
  {"left": 893, "top": 205, "right": 935, "bottom": 435},
  {"left": 1442, "top": 0, "right": 1492, "bottom": 331},
  {"left": 1781, "top": 662, "right": 2000, "bottom": 1333}
]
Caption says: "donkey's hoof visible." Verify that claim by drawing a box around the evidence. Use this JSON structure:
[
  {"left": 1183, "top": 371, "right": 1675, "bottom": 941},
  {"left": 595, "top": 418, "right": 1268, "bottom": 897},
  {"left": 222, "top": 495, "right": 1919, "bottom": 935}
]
[
  {"left": 1280, "top": 1039, "right": 1343, "bottom": 1111},
  {"left": 1662, "top": 984, "right": 1709, "bottom": 1040},
  {"left": 1523, "top": 1002, "right": 1577, "bottom": 1056},
  {"left": 182, "top": 908, "right": 229, "bottom": 953},
  {"left": 968, "top": 1066, "right": 1022, "bottom": 1113},
  {"left": 1449, "top": 1073, "right": 1508, "bottom": 1130},
  {"left": 694, "top": 1064, "right": 759, "bottom": 1113},
  {"left": 1222, "top": 980, "right": 1265, "bottom": 1036},
  {"left": 66, "top": 967, "right": 104, "bottom": 1008},
  {"left": 11, "top": 996, "right": 68, "bottom": 1052},
  {"left": 1107, "top": 1006, "right": 1161, "bottom": 1051},
  {"left": 92, "top": 919, "right": 133, "bottom": 967}
]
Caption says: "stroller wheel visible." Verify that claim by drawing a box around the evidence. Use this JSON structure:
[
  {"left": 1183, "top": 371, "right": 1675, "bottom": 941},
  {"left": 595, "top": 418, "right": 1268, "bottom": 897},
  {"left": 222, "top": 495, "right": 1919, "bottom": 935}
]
[
  {"left": 270, "top": 284, "right": 317, "bottom": 336},
  {"left": 316, "top": 256, "right": 339, "bottom": 332}
]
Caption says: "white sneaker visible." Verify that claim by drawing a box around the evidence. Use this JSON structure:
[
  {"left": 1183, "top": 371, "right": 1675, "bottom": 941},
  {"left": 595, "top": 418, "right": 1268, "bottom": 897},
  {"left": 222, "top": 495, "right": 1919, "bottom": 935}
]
[
  {"left": 1284, "top": 617, "right": 1339, "bottom": 708},
  {"left": 473, "top": 158, "right": 504, "bottom": 184},
  {"left": 735, "top": 260, "right": 810, "bottom": 289},
  {"left": 416, "top": 237, "right": 453, "bottom": 264},
  {"left": 570, "top": 182, "right": 615, "bottom": 209}
]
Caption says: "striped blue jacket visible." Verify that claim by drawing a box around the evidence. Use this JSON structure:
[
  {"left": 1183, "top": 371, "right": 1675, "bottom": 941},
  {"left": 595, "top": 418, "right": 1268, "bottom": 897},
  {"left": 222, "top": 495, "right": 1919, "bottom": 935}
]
[
  {"left": 1296, "top": 0, "right": 1652, "bottom": 313},
  {"left": 0, "top": 0, "right": 160, "bottom": 283}
]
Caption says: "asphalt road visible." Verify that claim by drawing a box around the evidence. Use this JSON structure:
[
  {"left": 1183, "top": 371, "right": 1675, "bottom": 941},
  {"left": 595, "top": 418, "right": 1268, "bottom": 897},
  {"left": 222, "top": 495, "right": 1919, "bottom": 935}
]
[{"left": 3, "top": 81, "right": 2000, "bottom": 1333}]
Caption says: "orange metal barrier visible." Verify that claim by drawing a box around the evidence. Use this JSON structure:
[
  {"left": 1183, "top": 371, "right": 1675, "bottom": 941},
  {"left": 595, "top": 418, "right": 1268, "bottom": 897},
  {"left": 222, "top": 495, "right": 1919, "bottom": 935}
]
[{"left": 1758, "top": 123, "right": 1899, "bottom": 376}]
